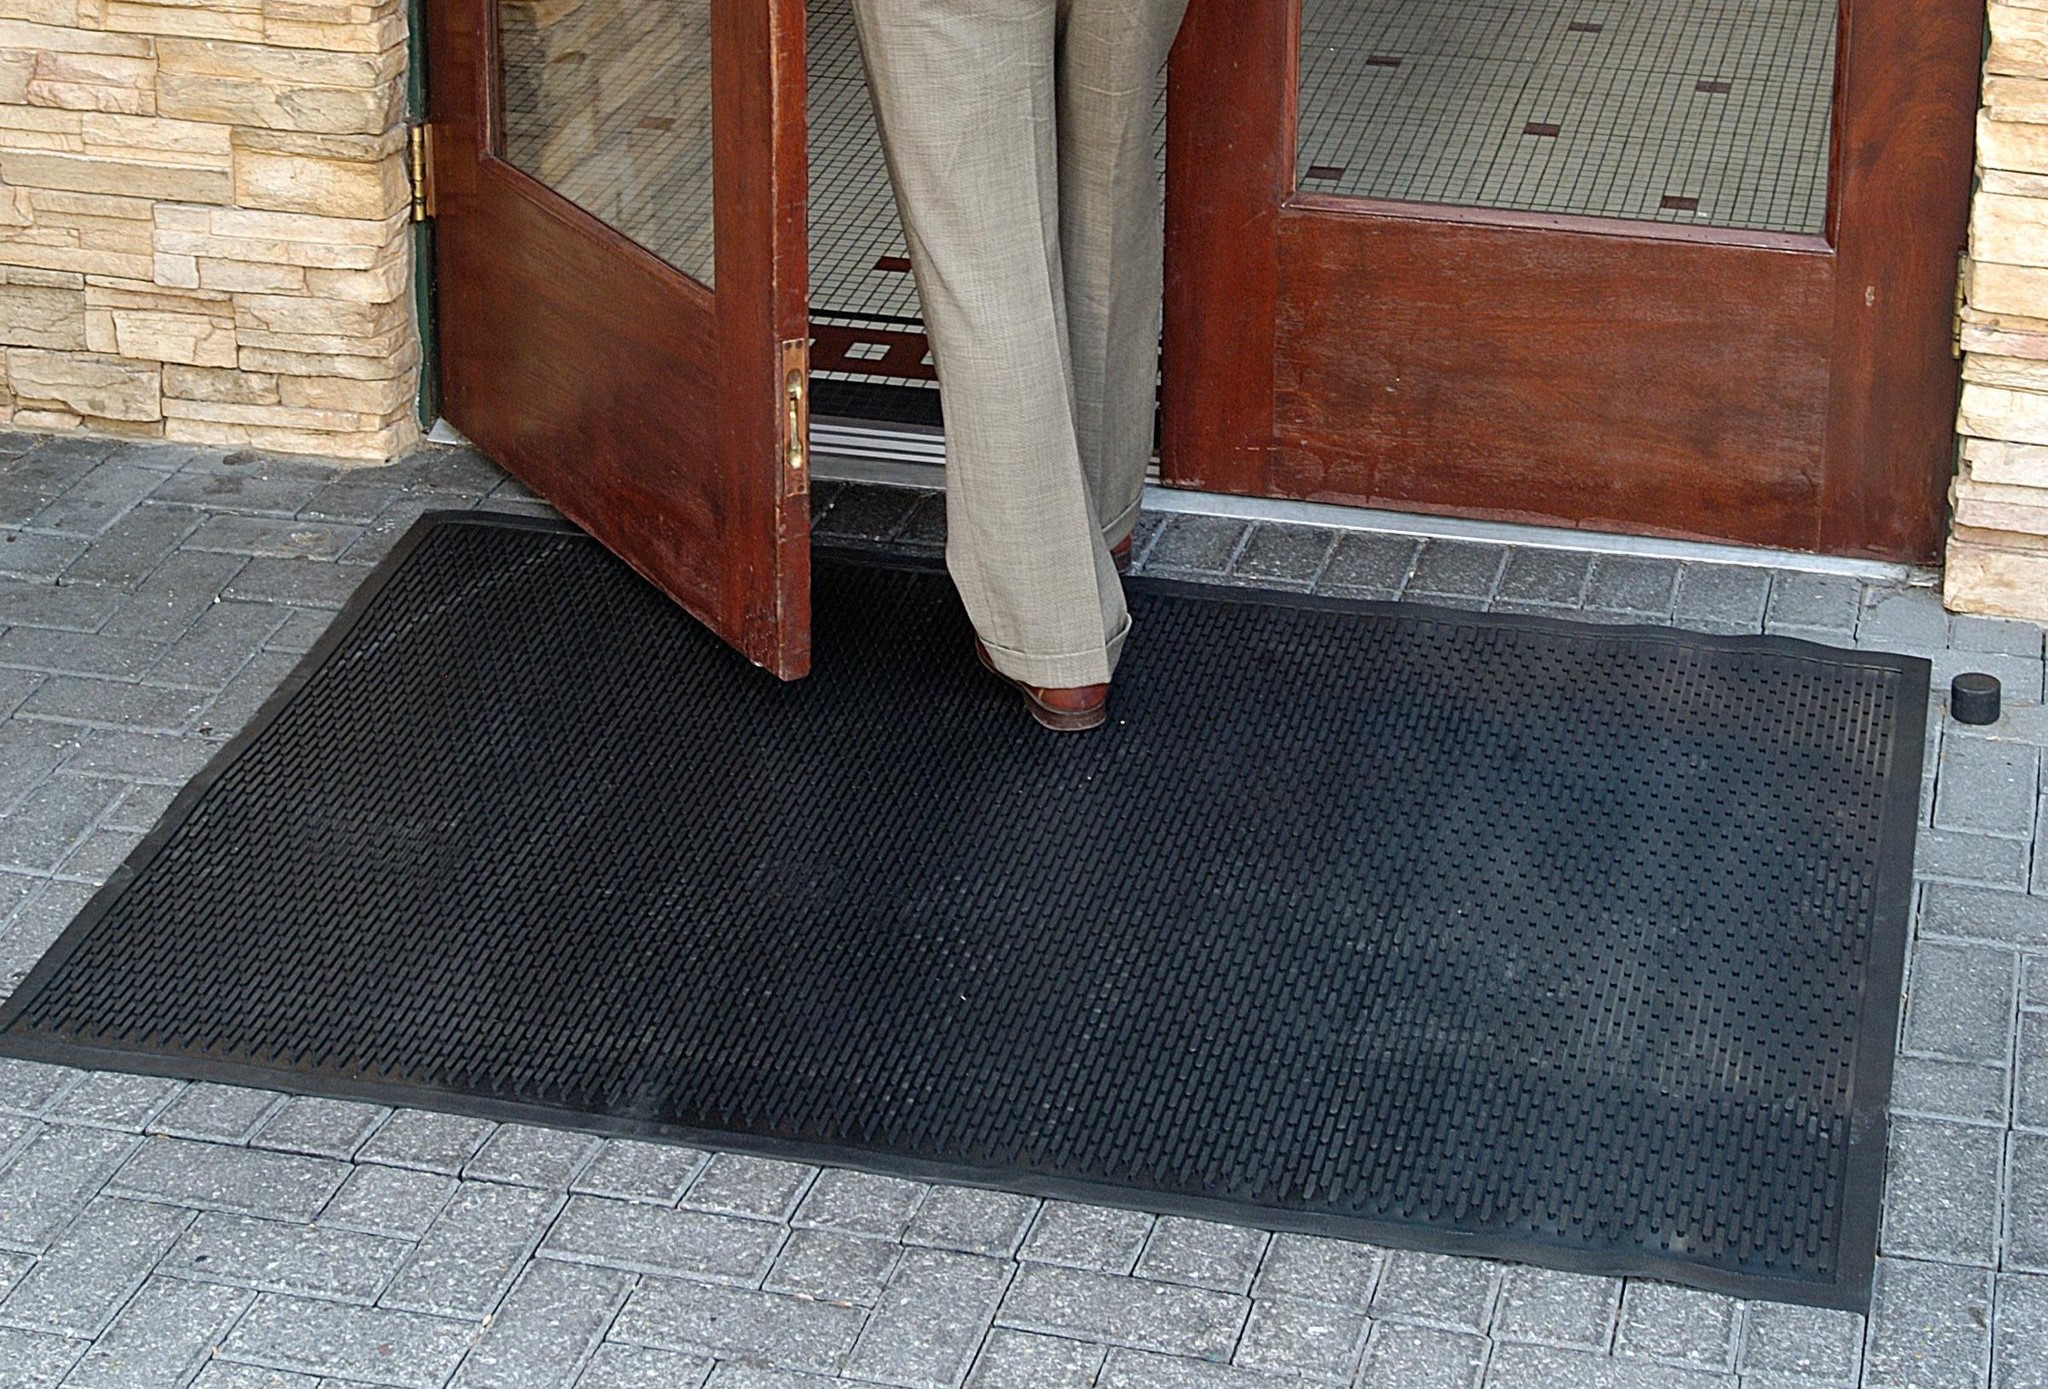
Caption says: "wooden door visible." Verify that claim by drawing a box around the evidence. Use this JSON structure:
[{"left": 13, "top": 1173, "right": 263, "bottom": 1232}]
[
  {"left": 429, "top": 0, "right": 812, "bottom": 677},
  {"left": 1162, "top": 0, "right": 1981, "bottom": 563}
]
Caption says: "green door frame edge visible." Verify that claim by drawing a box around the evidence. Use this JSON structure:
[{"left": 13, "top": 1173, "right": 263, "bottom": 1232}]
[{"left": 408, "top": 0, "right": 441, "bottom": 431}]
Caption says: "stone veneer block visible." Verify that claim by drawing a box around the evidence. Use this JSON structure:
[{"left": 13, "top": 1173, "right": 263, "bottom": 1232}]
[{"left": 0, "top": 1, "right": 418, "bottom": 460}]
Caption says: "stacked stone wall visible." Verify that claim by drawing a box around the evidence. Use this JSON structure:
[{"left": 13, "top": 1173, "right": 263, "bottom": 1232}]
[
  {"left": 1952, "top": 2, "right": 2048, "bottom": 619},
  {"left": 0, "top": 0, "right": 416, "bottom": 461}
]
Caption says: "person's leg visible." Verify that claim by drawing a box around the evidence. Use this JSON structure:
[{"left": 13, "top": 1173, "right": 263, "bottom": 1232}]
[
  {"left": 1055, "top": 0, "right": 1189, "bottom": 551},
  {"left": 849, "top": 0, "right": 1128, "bottom": 688}
]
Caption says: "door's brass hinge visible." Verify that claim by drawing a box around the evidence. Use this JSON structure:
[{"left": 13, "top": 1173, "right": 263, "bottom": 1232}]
[
  {"left": 407, "top": 122, "right": 436, "bottom": 223},
  {"left": 1953, "top": 252, "right": 1969, "bottom": 360},
  {"left": 781, "top": 337, "right": 809, "bottom": 496}
]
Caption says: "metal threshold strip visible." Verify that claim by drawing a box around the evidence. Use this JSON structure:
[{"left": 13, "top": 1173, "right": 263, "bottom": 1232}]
[
  {"left": 430, "top": 416, "right": 1932, "bottom": 586},
  {"left": 806, "top": 418, "right": 1934, "bottom": 585}
]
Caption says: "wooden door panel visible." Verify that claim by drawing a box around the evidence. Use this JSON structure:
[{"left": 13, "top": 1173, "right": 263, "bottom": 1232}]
[
  {"left": 430, "top": 0, "right": 811, "bottom": 677},
  {"left": 1162, "top": 0, "right": 1980, "bottom": 564},
  {"left": 1270, "top": 211, "right": 1836, "bottom": 549},
  {"left": 438, "top": 164, "right": 726, "bottom": 616}
]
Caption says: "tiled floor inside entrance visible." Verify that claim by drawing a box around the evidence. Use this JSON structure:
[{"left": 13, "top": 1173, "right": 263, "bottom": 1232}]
[{"left": 0, "top": 431, "right": 2044, "bottom": 1388}]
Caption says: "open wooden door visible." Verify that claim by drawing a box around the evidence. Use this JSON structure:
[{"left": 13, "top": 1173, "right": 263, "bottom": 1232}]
[
  {"left": 1162, "top": 0, "right": 1980, "bottom": 563},
  {"left": 428, "top": 0, "right": 811, "bottom": 677}
]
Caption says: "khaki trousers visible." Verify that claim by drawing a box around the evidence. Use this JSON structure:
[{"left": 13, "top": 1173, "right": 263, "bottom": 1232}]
[{"left": 849, "top": 0, "right": 1189, "bottom": 687}]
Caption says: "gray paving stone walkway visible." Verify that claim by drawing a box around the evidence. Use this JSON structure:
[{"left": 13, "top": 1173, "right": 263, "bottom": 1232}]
[{"left": 0, "top": 430, "right": 2044, "bottom": 1388}]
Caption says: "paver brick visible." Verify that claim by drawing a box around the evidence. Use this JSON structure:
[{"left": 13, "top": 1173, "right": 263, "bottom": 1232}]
[
  {"left": 1919, "top": 883, "right": 2048, "bottom": 947},
  {"left": 464, "top": 1122, "right": 602, "bottom": 1190},
  {"left": 58, "top": 503, "right": 201, "bottom": 588},
  {"left": 185, "top": 513, "right": 363, "bottom": 560},
  {"left": 790, "top": 1168, "right": 926, "bottom": 1239},
  {"left": 1916, "top": 828, "right": 2035, "bottom": 888},
  {"left": 1145, "top": 515, "right": 1247, "bottom": 574},
  {"left": 764, "top": 1227, "right": 899, "bottom": 1304},
  {"left": 846, "top": 1247, "right": 1010, "bottom": 1389},
  {"left": 964, "top": 1327, "right": 1105, "bottom": 1389},
  {"left": 1490, "top": 1264, "right": 1621, "bottom": 1350},
  {"left": 143, "top": 600, "right": 292, "bottom": 690},
  {"left": 0, "top": 626, "right": 157, "bottom": 688},
  {"left": 2024, "top": 1015, "right": 2048, "bottom": 1132},
  {"left": 188, "top": 1364, "right": 321, "bottom": 1389},
  {"left": 1232, "top": 525, "right": 1335, "bottom": 587},
  {"left": 1251, "top": 1233, "right": 1383, "bottom": 1310},
  {"left": 1494, "top": 548, "right": 1589, "bottom": 607},
  {"left": 1406, "top": 539, "right": 1505, "bottom": 600},
  {"left": 194, "top": 650, "right": 299, "bottom": 739},
  {"left": 1371, "top": 1251, "right": 1500, "bottom": 1332},
  {"left": 571, "top": 1138, "right": 706, "bottom": 1206},
  {"left": 247, "top": 1097, "right": 389, "bottom": 1160},
  {"left": 163, "top": 1210, "right": 410, "bottom": 1302},
  {"left": 60, "top": 727, "right": 216, "bottom": 784},
  {"left": 0, "top": 576, "right": 128, "bottom": 632},
  {"left": 1671, "top": 564, "right": 1770, "bottom": 634},
  {"left": 1586, "top": 556, "right": 1678, "bottom": 615},
  {"left": 0, "top": 528, "right": 86, "bottom": 581},
  {"left": 0, "top": 1195, "right": 190, "bottom": 1336},
  {"left": 450, "top": 1258, "right": 632, "bottom": 1389},
  {"left": 1900, "top": 942, "right": 2015, "bottom": 1057},
  {"left": 903, "top": 1185, "right": 1036, "bottom": 1259},
  {"left": 1019, "top": 1200, "right": 1154, "bottom": 1274},
  {"left": 1133, "top": 1216, "right": 1268, "bottom": 1293},
  {"left": 1356, "top": 1321, "right": 1488, "bottom": 1389},
  {"left": 1096, "top": 1347, "right": 1296, "bottom": 1388},
  {"left": 996, "top": 1263, "right": 1248, "bottom": 1360},
  {"left": 18, "top": 673, "right": 207, "bottom": 734},
  {"left": 1994, "top": 1271, "right": 2048, "bottom": 1389},
  {"left": 0, "top": 774, "right": 124, "bottom": 873},
  {"left": 0, "top": 1324, "right": 86, "bottom": 1388},
  {"left": 1880, "top": 1117, "right": 2004, "bottom": 1265},
  {"left": 149, "top": 465, "right": 331, "bottom": 518},
  {"left": 221, "top": 556, "right": 371, "bottom": 610},
  {"left": 1937, "top": 738, "right": 2042, "bottom": 838},
  {"left": 702, "top": 1367, "right": 847, "bottom": 1389},
  {"left": 318, "top": 1161, "right": 455, "bottom": 1240},
  {"left": 609, "top": 1277, "right": 866, "bottom": 1374},
  {"left": 1862, "top": 1258, "right": 1993, "bottom": 1389},
  {"left": 1889, "top": 1054, "right": 2010, "bottom": 1126},
  {"left": 1858, "top": 588, "right": 1952, "bottom": 654},
  {"left": 1614, "top": 1281, "right": 1740, "bottom": 1371},
  {"left": 381, "top": 1180, "right": 560, "bottom": 1318},
  {"left": 110, "top": 1136, "right": 348, "bottom": 1221},
  {"left": 0, "top": 1124, "right": 138, "bottom": 1249},
  {"left": 1955, "top": 614, "right": 2047, "bottom": 657},
  {"left": 34, "top": 461, "right": 171, "bottom": 536},
  {"left": 1738, "top": 1301, "right": 1865, "bottom": 1383},
  {"left": 355, "top": 1109, "right": 494, "bottom": 1174},
  {"left": 62, "top": 1273, "right": 252, "bottom": 1389},
  {"left": 220, "top": 1292, "right": 475, "bottom": 1389},
  {"left": 56, "top": 825, "right": 143, "bottom": 884},
  {"left": 0, "top": 1057, "right": 79, "bottom": 1116},
  {"left": 1766, "top": 574, "right": 1863, "bottom": 634},
  {"left": 540, "top": 1193, "right": 781, "bottom": 1285},
  {"left": 45, "top": 1071, "right": 183, "bottom": 1131},
  {"left": 575, "top": 1342, "right": 715, "bottom": 1388},
  {"left": 2012, "top": 1132, "right": 2048, "bottom": 1272},
  {"left": 1485, "top": 1342, "right": 1733, "bottom": 1387},
  {"left": 1234, "top": 1295, "right": 1366, "bottom": 1382},
  {"left": 150, "top": 1082, "right": 285, "bottom": 1143},
  {"left": 680, "top": 1153, "right": 815, "bottom": 1222},
  {"left": 1316, "top": 531, "right": 1418, "bottom": 597}
]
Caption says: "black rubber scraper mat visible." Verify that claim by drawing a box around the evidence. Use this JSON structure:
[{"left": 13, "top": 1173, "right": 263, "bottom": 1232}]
[{"left": 0, "top": 512, "right": 1926, "bottom": 1309}]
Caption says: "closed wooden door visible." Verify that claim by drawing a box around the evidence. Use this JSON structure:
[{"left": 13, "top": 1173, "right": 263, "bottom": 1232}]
[
  {"left": 429, "top": 0, "right": 812, "bottom": 677},
  {"left": 1162, "top": 0, "right": 1982, "bottom": 562}
]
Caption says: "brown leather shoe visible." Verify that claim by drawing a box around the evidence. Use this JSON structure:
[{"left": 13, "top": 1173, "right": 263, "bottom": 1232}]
[
  {"left": 1110, "top": 534, "right": 1133, "bottom": 574},
  {"left": 974, "top": 639, "right": 1109, "bottom": 732}
]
